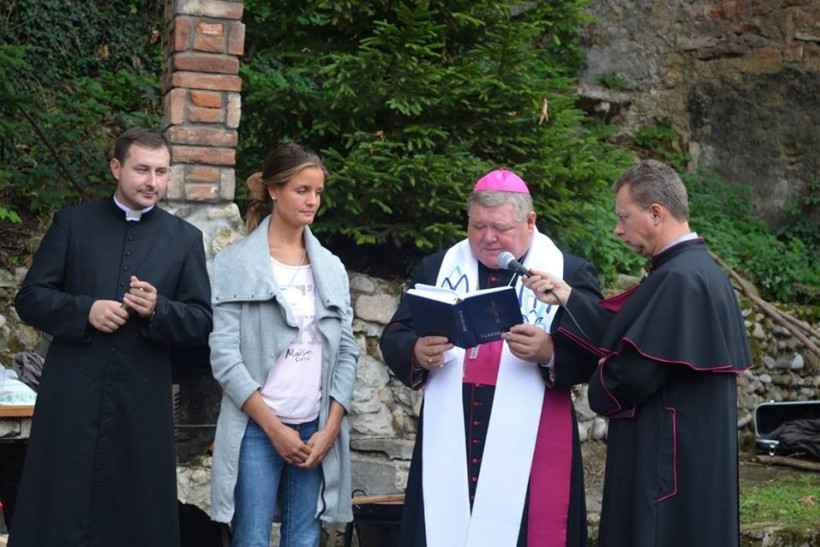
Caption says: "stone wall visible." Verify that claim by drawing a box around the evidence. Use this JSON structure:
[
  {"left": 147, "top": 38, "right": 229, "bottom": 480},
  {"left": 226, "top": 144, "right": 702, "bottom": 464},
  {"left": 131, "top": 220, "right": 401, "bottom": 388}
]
[
  {"left": 4, "top": 254, "right": 818, "bottom": 517},
  {"left": 1, "top": 253, "right": 819, "bottom": 547},
  {"left": 579, "top": 0, "right": 820, "bottom": 225}
]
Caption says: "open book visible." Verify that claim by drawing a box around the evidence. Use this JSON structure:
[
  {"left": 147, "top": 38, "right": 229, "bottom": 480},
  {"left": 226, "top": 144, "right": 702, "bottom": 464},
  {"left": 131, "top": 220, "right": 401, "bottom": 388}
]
[{"left": 406, "top": 284, "right": 523, "bottom": 348}]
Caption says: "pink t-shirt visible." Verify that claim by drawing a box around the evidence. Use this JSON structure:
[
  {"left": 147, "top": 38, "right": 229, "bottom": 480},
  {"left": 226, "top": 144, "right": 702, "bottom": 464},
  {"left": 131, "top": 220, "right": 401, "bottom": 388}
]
[{"left": 260, "top": 257, "right": 323, "bottom": 424}]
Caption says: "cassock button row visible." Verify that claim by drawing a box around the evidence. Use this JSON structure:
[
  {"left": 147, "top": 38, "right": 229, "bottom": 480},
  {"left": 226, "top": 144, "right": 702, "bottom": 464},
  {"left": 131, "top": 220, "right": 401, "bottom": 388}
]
[
  {"left": 471, "top": 457, "right": 480, "bottom": 464},
  {"left": 470, "top": 476, "right": 477, "bottom": 483},
  {"left": 472, "top": 439, "right": 481, "bottom": 445},
  {"left": 472, "top": 401, "right": 483, "bottom": 407},
  {"left": 472, "top": 420, "right": 481, "bottom": 426}
]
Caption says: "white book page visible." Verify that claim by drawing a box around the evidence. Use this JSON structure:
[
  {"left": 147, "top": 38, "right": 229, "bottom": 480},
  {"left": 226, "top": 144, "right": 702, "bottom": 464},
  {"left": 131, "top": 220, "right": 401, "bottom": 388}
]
[
  {"left": 408, "top": 284, "right": 459, "bottom": 304},
  {"left": 461, "top": 285, "right": 513, "bottom": 299}
]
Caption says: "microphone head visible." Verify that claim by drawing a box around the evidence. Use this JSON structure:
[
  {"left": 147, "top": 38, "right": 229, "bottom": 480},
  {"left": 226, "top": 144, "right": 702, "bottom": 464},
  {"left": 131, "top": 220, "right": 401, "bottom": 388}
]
[{"left": 497, "top": 251, "right": 515, "bottom": 270}]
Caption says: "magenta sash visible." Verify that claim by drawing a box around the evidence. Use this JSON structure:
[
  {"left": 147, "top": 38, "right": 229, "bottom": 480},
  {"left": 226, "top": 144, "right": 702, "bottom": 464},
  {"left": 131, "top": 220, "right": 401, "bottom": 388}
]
[
  {"left": 462, "top": 340, "right": 573, "bottom": 546},
  {"left": 462, "top": 341, "right": 503, "bottom": 385},
  {"left": 528, "top": 388, "right": 573, "bottom": 545}
]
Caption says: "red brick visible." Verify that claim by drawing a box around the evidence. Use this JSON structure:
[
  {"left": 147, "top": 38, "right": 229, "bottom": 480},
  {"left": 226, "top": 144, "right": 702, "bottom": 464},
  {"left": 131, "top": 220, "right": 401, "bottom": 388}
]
[
  {"left": 172, "top": 16, "right": 193, "bottom": 52},
  {"left": 188, "top": 106, "right": 225, "bottom": 123},
  {"left": 174, "top": 0, "right": 243, "bottom": 20},
  {"left": 199, "top": 21, "right": 224, "bottom": 36},
  {"left": 185, "top": 183, "right": 219, "bottom": 202},
  {"left": 187, "top": 166, "right": 221, "bottom": 182},
  {"left": 171, "top": 72, "right": 242, "bottom": 92},
  {"left": 195, "top": 22, "right": 226, "bottom": 53},
  {"left": 173, "top": 52, "right": 239, "bottom": 74},
  {"left": 167, "top": 126, "right": 238, "bottom": 147},
  {"left": 173, "top": 145, "right": 236, "bottom": 166},
  {"left": 194, "top": 34, "right": 226, "bottom": 54},
  {"left": 228, "top": 21, "right": 245, "bottom": 56},
  {"left": 162, "top": 88, "right": 187, "bottom": 127},
  {"left": 191, "top": 91, "right": 223, "bottom": 108}
]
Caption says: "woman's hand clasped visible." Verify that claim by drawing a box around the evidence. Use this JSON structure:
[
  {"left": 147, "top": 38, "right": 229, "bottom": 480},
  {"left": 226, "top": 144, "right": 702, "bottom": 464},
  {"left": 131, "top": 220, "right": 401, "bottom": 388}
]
[
  {"left": 268, "top": 424, "right": 311, "bottom": 466},
  {"left": 301, "top": 424, "right": 341, "bottom": 469}
]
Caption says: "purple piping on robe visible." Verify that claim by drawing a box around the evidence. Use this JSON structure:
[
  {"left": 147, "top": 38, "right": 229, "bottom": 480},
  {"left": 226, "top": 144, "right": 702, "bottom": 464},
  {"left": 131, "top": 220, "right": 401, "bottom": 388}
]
[
  {"left": 598, "top": 284, "right": 639, "bottom": 312},
  {"left": 618, "top": 338, "right": 747, "bottom": 373},
  {"left": 657, "top": 406, "right": 678, "bottom": 502}
]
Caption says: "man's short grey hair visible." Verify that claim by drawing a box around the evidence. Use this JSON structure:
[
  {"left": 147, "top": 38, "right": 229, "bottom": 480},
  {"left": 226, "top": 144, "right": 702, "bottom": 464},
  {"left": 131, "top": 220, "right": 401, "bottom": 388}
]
[
  {"left": 612, "top": 159, "right": 689, "bottom": 221},
  {"left": 467, "top": 190, "right": 534, "bottom": 222}
]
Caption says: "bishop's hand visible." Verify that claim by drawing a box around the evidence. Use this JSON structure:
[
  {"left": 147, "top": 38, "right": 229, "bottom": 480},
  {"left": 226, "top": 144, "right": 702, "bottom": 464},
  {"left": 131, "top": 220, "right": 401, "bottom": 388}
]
[
  {"left": 502, "top": 324, "right": 554, "bottom": 363},
  {"left": 414, "top": 336, "right": 454, "bottom": 370}
]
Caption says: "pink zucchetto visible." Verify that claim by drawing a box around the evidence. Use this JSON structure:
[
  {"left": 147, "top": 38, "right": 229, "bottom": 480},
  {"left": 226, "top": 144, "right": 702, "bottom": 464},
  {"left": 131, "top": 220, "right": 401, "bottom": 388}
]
[{"left": 472, "top": 169, "right": 530, "bottom": 194}]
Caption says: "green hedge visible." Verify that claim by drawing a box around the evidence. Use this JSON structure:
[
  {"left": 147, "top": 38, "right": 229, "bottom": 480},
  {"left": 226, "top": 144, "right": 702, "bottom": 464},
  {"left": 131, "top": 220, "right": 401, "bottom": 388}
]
[{"left": 238, "top": 0, "right": 637, "bottom": 278}]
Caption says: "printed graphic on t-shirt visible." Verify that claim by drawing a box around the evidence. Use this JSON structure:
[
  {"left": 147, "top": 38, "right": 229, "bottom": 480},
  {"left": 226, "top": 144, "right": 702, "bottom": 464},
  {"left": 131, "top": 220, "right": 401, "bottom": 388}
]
[{"left": 261, "top": 260, "right": 324, "bottom": 423}]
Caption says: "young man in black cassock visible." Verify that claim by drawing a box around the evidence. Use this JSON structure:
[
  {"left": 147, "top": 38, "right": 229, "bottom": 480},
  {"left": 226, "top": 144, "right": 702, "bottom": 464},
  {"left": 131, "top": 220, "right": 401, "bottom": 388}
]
[
  {"left": 525, "top": 160, "right": 751, "bottom": 547},
  {"left": 11, "top": 128, "right": 213, "bottom": 547},
  {"left": 380, "top": 169, "right": 602, "bottom": 546}
]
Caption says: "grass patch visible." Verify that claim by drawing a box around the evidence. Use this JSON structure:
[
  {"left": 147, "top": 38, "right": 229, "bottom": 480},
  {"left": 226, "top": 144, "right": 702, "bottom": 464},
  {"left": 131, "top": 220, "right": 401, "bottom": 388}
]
[{"left": 740, "top": 473, "right": 820, "bottom": 526}]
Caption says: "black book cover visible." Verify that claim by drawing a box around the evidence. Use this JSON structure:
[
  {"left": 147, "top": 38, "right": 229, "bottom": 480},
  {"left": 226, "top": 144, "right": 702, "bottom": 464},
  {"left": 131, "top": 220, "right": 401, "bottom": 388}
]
[{"left": 406, "top": 284, "right": 523, "bottom": 348}]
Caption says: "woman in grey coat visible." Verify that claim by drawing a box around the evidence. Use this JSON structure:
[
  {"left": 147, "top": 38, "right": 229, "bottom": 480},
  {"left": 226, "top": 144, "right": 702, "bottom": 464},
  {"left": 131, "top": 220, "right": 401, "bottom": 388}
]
[{"left": 209, "top": 143, "right": 359, "bottom": 547}]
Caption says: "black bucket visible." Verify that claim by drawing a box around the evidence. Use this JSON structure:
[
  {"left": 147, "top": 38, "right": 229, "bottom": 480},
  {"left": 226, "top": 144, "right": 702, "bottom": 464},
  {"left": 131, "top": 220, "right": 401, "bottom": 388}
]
[{"left": 344, "top": 494, "right": 403, "bottom": 547}]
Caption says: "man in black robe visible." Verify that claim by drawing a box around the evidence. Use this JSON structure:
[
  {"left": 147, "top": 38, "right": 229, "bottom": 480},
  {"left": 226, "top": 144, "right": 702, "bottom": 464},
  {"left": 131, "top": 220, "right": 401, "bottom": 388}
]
[
  {"left": 11, "top": 128, "right": 213, "bottom": 547},
  {"left": 525, "top": 160, "right": 751, "bottom": 547},
  {"left": 380, "top": 169, "right": 602, "bottom": 546}
]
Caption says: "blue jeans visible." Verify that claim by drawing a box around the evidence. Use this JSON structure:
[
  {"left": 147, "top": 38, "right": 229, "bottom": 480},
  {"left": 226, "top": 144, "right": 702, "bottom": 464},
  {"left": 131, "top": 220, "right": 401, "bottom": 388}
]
[{"left": 232, "top": 418, "right": 322, "bottom": 547}]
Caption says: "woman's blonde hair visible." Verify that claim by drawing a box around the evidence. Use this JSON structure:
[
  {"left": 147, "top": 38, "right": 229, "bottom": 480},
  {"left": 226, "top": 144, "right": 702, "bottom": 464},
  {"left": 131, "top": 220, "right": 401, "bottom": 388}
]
[{"left": 244, "top": 142, "right": 327, "bottom": 232}]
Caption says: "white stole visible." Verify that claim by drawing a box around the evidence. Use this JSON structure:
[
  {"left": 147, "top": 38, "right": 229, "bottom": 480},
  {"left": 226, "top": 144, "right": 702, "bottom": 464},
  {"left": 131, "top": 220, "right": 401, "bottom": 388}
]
[{"left": 422, "top": 230, "right": 564, "bottom": 546}]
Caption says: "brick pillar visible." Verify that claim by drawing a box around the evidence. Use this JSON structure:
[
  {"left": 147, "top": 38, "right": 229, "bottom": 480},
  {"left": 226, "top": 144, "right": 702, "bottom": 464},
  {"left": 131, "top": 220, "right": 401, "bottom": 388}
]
[{"left": 163, "top": 0, "right": 245, "bottom": 203}]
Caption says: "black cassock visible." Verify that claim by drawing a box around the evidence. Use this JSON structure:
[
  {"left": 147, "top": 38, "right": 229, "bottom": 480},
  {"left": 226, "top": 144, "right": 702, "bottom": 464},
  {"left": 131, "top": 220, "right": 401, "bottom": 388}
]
[
  {"left": 557, "top": 239, "right": 751, "bottom": 547},
  {"left": 11, "top": 198, "right": 212, "bottom": 547},
  {"left": 380, "top": 249, "right": 601, "bottom": 547}
]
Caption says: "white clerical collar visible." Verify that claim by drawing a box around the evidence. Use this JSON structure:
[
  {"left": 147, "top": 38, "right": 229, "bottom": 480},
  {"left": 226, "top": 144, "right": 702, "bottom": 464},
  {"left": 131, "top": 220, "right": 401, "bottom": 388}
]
[
  {"left": 657, "top": 232, "right": 698, "bottom": 254},
  {"left": 113, "top": 194, "right": 154, "bottom": 222}
]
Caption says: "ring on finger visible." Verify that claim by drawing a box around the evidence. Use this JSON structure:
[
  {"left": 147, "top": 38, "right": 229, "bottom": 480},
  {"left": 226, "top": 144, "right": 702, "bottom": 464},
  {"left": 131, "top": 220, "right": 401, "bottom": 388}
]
[{"left": 427, "top": 356, "right": 434, "bottom": 365}]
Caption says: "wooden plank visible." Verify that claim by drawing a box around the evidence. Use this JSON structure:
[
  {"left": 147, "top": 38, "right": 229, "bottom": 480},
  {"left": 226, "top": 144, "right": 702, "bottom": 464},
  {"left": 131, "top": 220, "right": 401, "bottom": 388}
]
[
  {"left": 352, "top": 493, "right": 405, "bottom": 505},
  {"left": 0, "top": 405, "right": 35, "bottom": 418},
  {"left": 754, "top": 454, "right": 820, "bottom": 472}
]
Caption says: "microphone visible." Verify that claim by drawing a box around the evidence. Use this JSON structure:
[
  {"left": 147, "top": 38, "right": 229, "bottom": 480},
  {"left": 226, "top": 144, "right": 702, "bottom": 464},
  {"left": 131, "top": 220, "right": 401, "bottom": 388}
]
[
  {"left": 497, "top": 251, "right": 532, "bottom": 277},
  {"left": 498, "top": 251, "right": 596, "bottom": 345}
]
